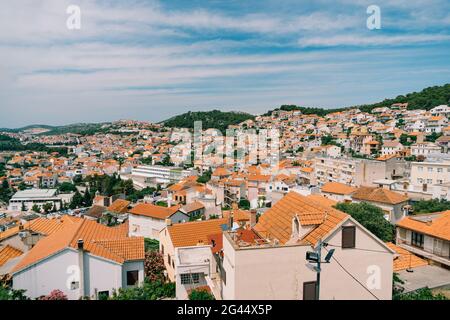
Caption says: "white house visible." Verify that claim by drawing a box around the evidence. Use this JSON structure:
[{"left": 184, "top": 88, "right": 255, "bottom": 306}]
[
  {"left": 219, "top": 191, "right": 394, "bottom": 300},
  {"left": 128, "top": 203, "right": 188, "bottom": 239},
  {"left": 11, "top": 217, "right": 144, "bottom": 300},
  {"left": 8, "top": 189, "right": 68, "bottom": 212},
  {"left": 381, "top": 140, "right": 404, "bottom": 156}
]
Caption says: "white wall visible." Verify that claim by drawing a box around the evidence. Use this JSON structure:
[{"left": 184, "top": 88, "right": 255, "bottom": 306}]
[{"left": 129, "top": 213, "right": 166, "bottom": 239}]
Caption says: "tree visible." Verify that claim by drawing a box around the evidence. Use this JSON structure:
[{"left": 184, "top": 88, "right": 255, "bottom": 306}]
[
  {"left": 238, "top": 198, "right": 250, "bottom": 210},
  {"left": 197, "top": 169, "right": 212, "bottom": 184},
  {"left": 110, "top": 279, "right": 175, "bottom": 300},
  {"left": 31, "top": 204, "right": 41, "bottom": 213},
  {"left": 412, "top": 199, "right": 450, "bottom": 214},
  {"left": 189, "top": 288, "right": 215, "bottom": 300},
  {"left": 144, "top": 251, "right": 165, "bottom": 282},
  {"left": 58, "top": 182, "right": 77, "bottom": 193},
  {"left": 334, "top": 202, "right": 395, "bottom": 242},
  {"left": 144, "top": 238, "right": 160, "bottom": 252},
  {"left": 0, "top": 286, "right": 29, "bottom": 300},
  {"left": 42, "top": 202, "right": 53, "bottom": 213},
  {"left": 69, "top": 191, "right": 83, "bottom": 209},
  {"left": 394, "top": 287, "right": 448, "bottom": 300}
]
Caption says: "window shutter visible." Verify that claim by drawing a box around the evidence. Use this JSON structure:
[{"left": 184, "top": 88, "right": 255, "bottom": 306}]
[{"left": 342, "top": 226, "right": 356, "bottom": 248}]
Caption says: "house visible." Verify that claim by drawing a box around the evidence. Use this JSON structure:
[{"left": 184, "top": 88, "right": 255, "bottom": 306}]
[
  {"left": 381, "top": 140, "right": 404, "bottom": 156},
  {"left": 321, "top": 182, "right": 356, "bottom": 202},
  {"left": 396, "top": 211, "right": 450, "bottom": 269},
  {"left": 219, "top": 191, "right": 394, "bottom": 300},
  {"left": 128, "top": 203, "right": 187, "bottom": 239},
  {"left": 351, "top": 187, "right": 409, "bottom": 223},
  {"left": 179, "top": 201, "right": 206, "bottom": 219},
  {"left": 411, "top": 142, "right": 441, "bottom": 157},
  {"left": 158, "top": 218, "right": 228, "bottom": 298},
  {"left": 11, "top": 217, "right": 145, "bottom": 299}
]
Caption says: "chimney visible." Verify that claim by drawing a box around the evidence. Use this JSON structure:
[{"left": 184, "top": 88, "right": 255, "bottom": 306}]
[
  {"left": 19, "top": 223, "right": 24, "bottom": 231},
  {"left": 165, "top": 218, "right": 172, "bottom": 226},
  {"left": 250, "top": 209, "right": 257, "bottom": 227},
  {"left": 167, "top": 198, "right": 172, "bottom": 208},
  {"left": 228, "top": 213, "right": 234, "bottom": 230},
  {"left": 77, "top": 239, "right": 85, "bottom": 299}
]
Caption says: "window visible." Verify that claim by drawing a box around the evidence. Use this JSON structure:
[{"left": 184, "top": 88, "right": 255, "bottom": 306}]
[
  {"left": 418, "top": 166, "right": 423, "bottom": 172},
  {"left": 437, "top": 168, "right": 443, "bottom": 173},
  {"left": 180, "top": 273, "right": 200, "bottom": 285},
  {"left": 427, "top": 179, "right": 432, "bottom": 184},
  {"left": 161, "top": 244, "right": 164, "bottom": 255},
  {"left": 428, "top": 167, "right": 433, "bottom": 172},
  {"left": 342, "top": 226, "right": 356, "bottom": 248},
  {"left": 70, "top": 281, "right": 79, "bottom": 290},
  {"left": 127, "top": 270, "right": 139, "bottom": 286},
  {"left": 303, "top": 281, "right": 317, "bottom": 300},
  {"left": 411, "top": 232, "right": 424, "bottom": 248},
  {"left": 168, "top": 255, "right": 171, "bottom": 266}
]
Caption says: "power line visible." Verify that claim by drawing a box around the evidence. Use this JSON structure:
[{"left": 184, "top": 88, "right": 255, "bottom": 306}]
[
  {"left": 325, "top": 243, "right": 392, "bottom": 255},
  {"left": 323, "top": 247, "right": 380, "bottom": 300}
]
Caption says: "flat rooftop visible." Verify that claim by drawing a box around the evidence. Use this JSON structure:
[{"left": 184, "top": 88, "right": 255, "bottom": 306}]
[{"left": 11, "top": 189, "right": 58, "bottom": 199}]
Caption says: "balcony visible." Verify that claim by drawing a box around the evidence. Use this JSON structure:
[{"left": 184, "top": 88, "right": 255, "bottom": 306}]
[{"left": 397, "top": 241, "right": 450, "bottom": 268}]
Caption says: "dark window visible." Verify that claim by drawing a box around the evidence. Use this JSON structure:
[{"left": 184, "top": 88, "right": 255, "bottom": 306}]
[
  {"left": 127, "top": 270, "right": 139, "bottom": 286},
  {"left": 303, "top": 281, "right": 317, "bottom": 300},
  {"left": 342, "top": 226, "right": 356, "bottom": 248},
  {"left": 168, "top": 255, "right": 171, "bottom": 265},
  {"left": 161, "top": 244, "right": 164, "bottom": 255},
  {"left": 411, "top": 232, "right": 424, "bottom": 248},
  {"left": 98, "top": 291, "right": 109, "bottom": 300}
]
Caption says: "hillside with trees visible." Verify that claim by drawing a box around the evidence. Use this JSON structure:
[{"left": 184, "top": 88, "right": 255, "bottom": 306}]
[
  {"left": 161, "top": 109, "right": 254, "bottom": 132},
  {"left": 265, "top": 83, "right": 450, "bottom": 116}
]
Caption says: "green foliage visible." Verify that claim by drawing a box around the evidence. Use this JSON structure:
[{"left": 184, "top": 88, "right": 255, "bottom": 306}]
[
  {"left": 412, "top": 199, "right": 450, "bottom": 214},
  {"left": 110, "top": 279, "right": 175, "bottom": 300},
  {"left": 189, "top": 288, "right": 215, "bottom": 300},
  {"left": 321, "top": 135, "right": 336, "bottom": 146},
  {"left": 144, "top": 238, "right": 160, "bottom": 252},
  {"left": 162, "top": 110, "right": 254, "bottom": 133},
  {"left": 58, "top": 182, "right": 77, "bottom": 193},
  {"left": 394, "top": 287, "right": 448, "bottom": 300},
  {"left": 155, "top": 201, "right": 168, "bottom": 207},
  {"left": 42, "top": 202, "right": 53, "bottom": 213},
  {"left": 144, "top": 250, "right": 166, "bottom": 282},
  {"left": 126, "top": 187, "right": 156, "bottom": 203},
  {"left": 155, "top": 155, "right": 174, "bottom": 167},
  {"left": 0, "top": 134, "right": 67, "bottom": 155},
  {"left": 31, "top": 204, "right": 41, "bottom": 213},
  {"left": 0, "top": 285, "right": 29, "bottom": 300},
  {"left": 426, "top": 132, "right": 442, "bottom": 143},
  {"left": 264, "top": 84, "right": 450, "bottom": 116},
  {"left": 334, "top": 202, "right": 395, "bottom": 242},
  {"left": 238, "top": 198, "right": 250, "bottom": 210},
  {"left": 399, "top": 134, "right": 416, "bottom": 146},
  {"left": 197, "top": 169, "right": 212, "bottom": 184},
  {"left": 0, "top": 179, "right": 13, "bottom": 203}
]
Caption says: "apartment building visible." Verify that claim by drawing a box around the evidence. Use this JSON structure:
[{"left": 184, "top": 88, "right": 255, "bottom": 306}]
[
  {"left": 314, "top": 156, "right": 387, "bottom": 187},
  {"left": 396, "top": 211, "right": 449, "bottom": 269},
  {"left": 411, "top": 142, "right": 441, "bottom": 157},
  {"left": 410, "top": 160, "right": 450, "bottom": 194},
  {"left": 219, "top": 191, "right": 394, "bottom": 300},
  {"left": 131, "top": 165, "right": 196, "bottom": 188}
]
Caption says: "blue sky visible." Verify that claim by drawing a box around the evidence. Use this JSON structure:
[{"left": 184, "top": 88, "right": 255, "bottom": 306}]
[{"left": 0, "top": 0, "right": 449, "bottom": 127}]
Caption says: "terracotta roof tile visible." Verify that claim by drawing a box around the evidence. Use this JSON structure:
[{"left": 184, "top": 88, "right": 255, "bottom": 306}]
[
  {"left": 386, "top": 242, "right": 428, "bottom": 271},
  {"left": 0, "top": 245, "right": 23, "bottom": 267},
  {"left": 167, "top": 218, "right": 228, "bottom": 248},
  {"left": 352, "top": 187, "right": 409, "bottom": 205},
  {"left": 321, "top": 182, "right": 356, "bottom": 195},
  {"left": 129, "top": 203, "right": 181, "bottom": 219},
  {"left": 396, "top": 211, "right": 450, "bottom": 241}
]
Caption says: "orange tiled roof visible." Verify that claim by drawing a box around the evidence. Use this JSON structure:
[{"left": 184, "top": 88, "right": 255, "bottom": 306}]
[
  {"left": 129, "top": 203, "right": 181, "bottom": 220},
  {"left": 321, "top": 182, "right": 356, "bottom": 195},
  {"left": 352, "top": 187, "right": 409, "bottom": 205},
  {"left": 396, "top": 211, "right": 450, "bottom": 241},
  {"left": 12, "top": 217, "right": 143, "bottom": 273},
  {"left": 167, "top": 218, "right": 227, "bottom": 248},
  {"left": 107, "top": 199, "right": 131, "bottom": 214},
  {"left": 386, "top": 242, "right": 428, "bottom": 271},
  {"left": 0, "top": 245, "right": 23, "bottom": 267},
  {"left": 254, "top": 191, "right": 348, "bottom": 245},
  {"left": 306, "top": 194, "right": 337, "bottom": 207}
]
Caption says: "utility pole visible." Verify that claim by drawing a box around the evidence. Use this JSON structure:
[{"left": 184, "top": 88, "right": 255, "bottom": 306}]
[
  {"left": 306, "top": 240, "right": 334, "bottom": 301},
  {"left": 315, "top": 239, "right": 322, "bottom": 300}
]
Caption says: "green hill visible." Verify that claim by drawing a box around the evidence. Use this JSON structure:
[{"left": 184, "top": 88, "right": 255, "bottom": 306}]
[
  {"left": 265, "top": 83, "right": 450, "bottom": 116},
  {"left": 161, "top": 109, "right": 255, "bottom": 132}
]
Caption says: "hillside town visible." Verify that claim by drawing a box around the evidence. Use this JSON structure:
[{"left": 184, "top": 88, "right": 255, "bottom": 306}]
[{"left": 0, "top": 103, "right": 450, "bottom": 300}]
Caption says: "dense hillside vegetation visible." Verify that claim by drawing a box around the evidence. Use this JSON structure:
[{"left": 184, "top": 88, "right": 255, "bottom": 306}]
[
  {"left": 161, "top": 109, "right": 255, "bottom": 132},
  {"left": 0, "top": 123, "right": 107, "bottom": 136},
  {"left": 0, "top": 134, "right": 68, "bottom": 155},
  {"left": 265, "top": 83, "right": 450, "bottom": 116}
]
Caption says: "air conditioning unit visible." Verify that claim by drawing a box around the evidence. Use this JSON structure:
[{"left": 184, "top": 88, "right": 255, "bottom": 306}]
[{"left": 18, "top": 231, "right": 28, "bottom": 238}]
